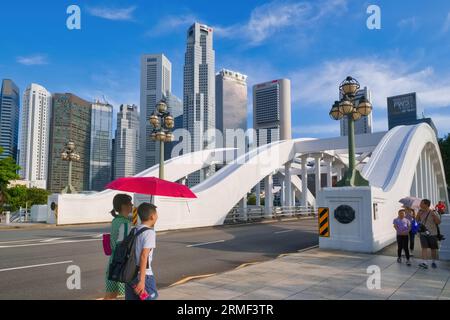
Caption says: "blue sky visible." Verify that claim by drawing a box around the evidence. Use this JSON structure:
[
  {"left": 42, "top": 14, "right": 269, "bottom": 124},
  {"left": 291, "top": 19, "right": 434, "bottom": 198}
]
[{"left": 1, "top": 0, "right": 450, "bottom": 138}]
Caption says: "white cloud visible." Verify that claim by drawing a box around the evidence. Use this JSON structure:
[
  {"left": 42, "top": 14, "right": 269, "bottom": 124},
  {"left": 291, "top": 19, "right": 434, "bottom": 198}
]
[
  {"left": 426, "top": 114, "right": 450, "bottom": 136},
  {"left": 87, "top": 6, "right": 137, "bottom": 21},
  {"left": 215, "top": 0, "right": 348, "bottom": 46},
  {"left": 398, "top": 17, "right": 418, "bottom": 30},
  {"left": 288, "top": 57, "right": 450, "bottom": 110},
  {"left": 16, "top": 54, "right": 48, "bottom": 66},
  {"left": 292, "top": 124, "right": 340, "bottom": 136},
  {"left": 147, "top": 14, "right": 197, "bottom": 37},
  {"left": 442, "top": 12, "right": 450, "bottom": 33}
]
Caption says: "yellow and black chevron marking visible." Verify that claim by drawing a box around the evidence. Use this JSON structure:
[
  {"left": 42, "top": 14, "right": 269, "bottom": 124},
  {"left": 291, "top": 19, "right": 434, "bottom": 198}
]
[
  {"left": 132, "top": 207, "right": 138, "bottom": 226},
  {"left": 318, "top": 207, "right": 330, "bottom": 237}
]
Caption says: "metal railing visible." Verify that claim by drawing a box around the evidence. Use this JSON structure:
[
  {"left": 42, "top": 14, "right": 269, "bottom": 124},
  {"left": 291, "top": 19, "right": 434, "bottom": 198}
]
[{"left": 224, "top": 206, "right": 317, "bottom": 224}]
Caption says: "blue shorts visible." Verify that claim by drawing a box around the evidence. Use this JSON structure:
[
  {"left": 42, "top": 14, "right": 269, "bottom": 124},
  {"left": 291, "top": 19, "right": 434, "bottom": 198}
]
[{"left": 125, "top": 275, "right": 158, "bottom": 300}]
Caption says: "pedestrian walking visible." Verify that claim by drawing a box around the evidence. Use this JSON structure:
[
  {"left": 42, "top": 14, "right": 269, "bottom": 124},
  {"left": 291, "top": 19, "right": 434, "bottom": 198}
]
[
  {"left": 104, "top": 194, "right": 133, "bottom": 300},
  {"left": 393, "top": 209, "right": 411, "bottom": 266},
  {"left": 125, "top": 202, "right": 159, "bottom": 301},
  {"left": 404, "top": 207, "right": 418, "bottom": 255},
  {"left": 417, "top": 199, "right": 441, "bottom": 269}
]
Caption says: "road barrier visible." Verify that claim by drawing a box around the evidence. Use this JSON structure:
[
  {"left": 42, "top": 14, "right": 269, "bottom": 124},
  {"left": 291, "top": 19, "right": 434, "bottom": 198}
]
[{"left": 224, "top": 206, "right": 317, "bottom": 224}]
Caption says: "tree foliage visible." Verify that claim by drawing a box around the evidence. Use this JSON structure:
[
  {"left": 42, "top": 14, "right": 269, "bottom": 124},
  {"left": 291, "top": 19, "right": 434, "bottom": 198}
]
[
  {"left": 5, "top": 186, "right": 51, "bottom": 212},
  {"left": 438, "top": 134, "right": 450, "bottom": 188}
]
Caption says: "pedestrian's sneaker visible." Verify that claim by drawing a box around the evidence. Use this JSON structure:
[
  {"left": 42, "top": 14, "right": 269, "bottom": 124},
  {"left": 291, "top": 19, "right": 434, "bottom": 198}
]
[
  {"left": 397, "top": 257, "right": 401, "bottom": 263},
  {"left": 406, "top": 260, "right": 411, "bottom": 266},
  {"left": 418, "top": 262, "right": 428, "bottom": 269},
  {"left": 431, "top": 262, "right": 437, "bottom": 269}
]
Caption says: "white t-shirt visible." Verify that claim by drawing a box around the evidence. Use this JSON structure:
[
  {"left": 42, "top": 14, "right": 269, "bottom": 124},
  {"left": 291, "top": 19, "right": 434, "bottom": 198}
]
[{"left": 135, "top": 225, "right": 156, "bottom": 276}]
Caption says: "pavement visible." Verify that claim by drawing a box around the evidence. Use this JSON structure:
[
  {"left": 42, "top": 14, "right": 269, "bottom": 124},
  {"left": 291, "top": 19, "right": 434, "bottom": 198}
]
[
  {"left": 0, "top": 218, "right": 318, "bottom": 300},
  {"left": 158, "top": 247, "right": 450, "bottom": 300}
]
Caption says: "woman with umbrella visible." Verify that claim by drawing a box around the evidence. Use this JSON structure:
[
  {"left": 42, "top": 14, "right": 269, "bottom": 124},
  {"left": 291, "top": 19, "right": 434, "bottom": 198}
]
[{"left": 104, "top": 194, "right": 133, "bottom": 300}]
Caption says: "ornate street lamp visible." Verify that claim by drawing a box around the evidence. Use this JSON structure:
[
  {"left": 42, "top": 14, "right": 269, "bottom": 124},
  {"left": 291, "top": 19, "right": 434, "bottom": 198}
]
[
  {"left": 329, "top": 76, "right": 373, "bottom": 186},
  {"left": 61, "top": 141, "right": 80, "bottom": 194},
  {"left": 150, "top": 99, "right": 174, "bottom": 179}
]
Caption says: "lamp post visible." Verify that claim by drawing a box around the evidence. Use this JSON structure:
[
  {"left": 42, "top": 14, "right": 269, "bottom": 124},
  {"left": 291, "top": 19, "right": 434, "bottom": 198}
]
[
  {"left": 150, "top": 99, "right": 174, "bottom": 180},
  {"left": 61, "top": 141, "right": 80, "bottom": 194},
  {"left": 329, "top": 76, "right": 373, "bottom": 187}
]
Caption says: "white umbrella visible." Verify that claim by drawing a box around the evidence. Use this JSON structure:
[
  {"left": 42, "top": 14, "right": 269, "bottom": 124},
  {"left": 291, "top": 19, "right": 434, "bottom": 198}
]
[{"left": 399, "top": 196, "right": 422, "bottom": 209}]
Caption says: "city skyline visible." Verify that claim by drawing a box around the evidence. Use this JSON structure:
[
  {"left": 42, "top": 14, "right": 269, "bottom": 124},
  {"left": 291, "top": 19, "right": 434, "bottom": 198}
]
[{"left": 1, "top": 1, "right": 449, "bottom": 139}]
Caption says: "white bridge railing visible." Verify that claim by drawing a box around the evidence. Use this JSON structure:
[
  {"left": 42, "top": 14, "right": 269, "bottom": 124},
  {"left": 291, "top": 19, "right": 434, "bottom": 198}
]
[{"left": 224, "top": 206, "right": 317, "bottom": 224}]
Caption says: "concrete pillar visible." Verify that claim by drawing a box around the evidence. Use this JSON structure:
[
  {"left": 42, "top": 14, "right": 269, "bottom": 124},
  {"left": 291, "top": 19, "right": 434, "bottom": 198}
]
[
  {"left": 255, "top": 182, "right": 261, "bottom": 206},
  {"left": 180, "top": 177, "right": 187, "bottom": 185},
  {"left": 424, "top": 148, "right": 430, "bottom": 199},
  {"left": 280, "top": 180, "right": 285, "bottom": 207},
  {"left": 264, "top": 174, "right": 273, "bottom": 218},
  {"left": 239, "top": 195, "right": 248, "bottom": 221},
  {"left": 337, "top": 164, "right": 343, "bottom": 181},
  {"left": 314, "top": 154, "right": 322, "bottom": 196},
  {"left": 301, "top": 155, "right": 308, "bottom": 207},
  {"left": 325, "top": 156, "right": 333, "bottom": 188},
  {"left": 284, "top": 162, "right": 292, "bottom": 207},
  {"left": 419, "top": 151, "right": 425, "bottom": 198}
]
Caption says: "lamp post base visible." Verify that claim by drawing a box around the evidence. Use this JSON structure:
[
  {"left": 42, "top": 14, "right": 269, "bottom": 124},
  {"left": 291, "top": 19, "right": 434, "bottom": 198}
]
[
  {"left": 336, "top": 169, "right": 369, "bottom": 187},
  {"left": 61, "top": 185, "right": 77, "bottom": 194}
]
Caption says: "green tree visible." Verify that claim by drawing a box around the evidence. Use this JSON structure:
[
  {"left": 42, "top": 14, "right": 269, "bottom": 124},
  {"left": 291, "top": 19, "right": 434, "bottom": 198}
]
[
  {"left": 438, "top": 134, "right": 450, "bottom": 188},
  {"left": 5, "top": 186, "right": 50, "bottom": 212},
  {"left": 0, "top": 147, "right": 20, "bottom": 211}
]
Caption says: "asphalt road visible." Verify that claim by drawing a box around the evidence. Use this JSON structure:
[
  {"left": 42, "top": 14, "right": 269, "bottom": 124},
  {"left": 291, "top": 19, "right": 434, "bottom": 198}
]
[{"left": 0, "top": 219, "right": 318, "bottom": 300}]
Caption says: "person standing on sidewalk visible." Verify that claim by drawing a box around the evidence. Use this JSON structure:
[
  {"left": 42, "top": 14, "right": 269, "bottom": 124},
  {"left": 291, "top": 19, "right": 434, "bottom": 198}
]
[
  {"left": 404, "top": 207, "right": 417, "bottom": 255},
  {"left": 417, "top": 199, "right": 441, "bottom": 269},
  {"left": 104, "top": 194, "right": 133, "bottom": 300},
  {"left": 125, "top": 202, "right": 159, "bottom": 301},
  {"left": 393, "top": 209, "right": 411, "bottom": 266}
]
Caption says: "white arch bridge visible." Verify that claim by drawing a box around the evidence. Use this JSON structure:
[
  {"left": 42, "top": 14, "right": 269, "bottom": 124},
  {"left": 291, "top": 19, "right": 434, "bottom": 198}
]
[{"left": 48, "top": 124, "right": 448, "bottom": 252}]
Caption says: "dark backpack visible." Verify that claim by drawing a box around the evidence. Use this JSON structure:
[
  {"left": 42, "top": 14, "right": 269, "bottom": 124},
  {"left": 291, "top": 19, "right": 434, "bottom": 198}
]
[{"left": 108, "top": 227, "right": 150, "bottom": 283}]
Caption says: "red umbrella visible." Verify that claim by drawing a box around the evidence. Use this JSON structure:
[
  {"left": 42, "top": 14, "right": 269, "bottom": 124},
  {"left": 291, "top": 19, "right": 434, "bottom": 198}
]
[{"left": 106, "top": 177, "right": 197, "bottom": 199}]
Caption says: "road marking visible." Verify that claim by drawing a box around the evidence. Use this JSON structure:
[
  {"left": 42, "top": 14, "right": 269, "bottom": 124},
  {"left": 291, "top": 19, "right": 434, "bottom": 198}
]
[
  {"left": 0, "top": 233, "right": 102, "bottom": 245},
  {"left": 0, "top": 238, "right": 50, "bottom": 244},
  {"left": 186, "top": 240, "right": 226, "bottom": 248},
  {"left": 274, "top": 229, "right": 294, "bottom": 234},
  {"left": 0, "top": 238, "right": 101, "bottom": 249},
  {"left": 0, "top": 260, "right": 73, "bottom": 272},
  {"left": 235, "top": 262, "right": 261, "bottom": 270},
  {"left": 169, "top": 274, "right": 217, "bottom": 287}
]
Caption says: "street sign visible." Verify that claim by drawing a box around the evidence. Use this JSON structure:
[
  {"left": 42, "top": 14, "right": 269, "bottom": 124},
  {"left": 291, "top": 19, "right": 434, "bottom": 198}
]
[{"left": 318, "top": 207, "right": 330, "bottom": 237}]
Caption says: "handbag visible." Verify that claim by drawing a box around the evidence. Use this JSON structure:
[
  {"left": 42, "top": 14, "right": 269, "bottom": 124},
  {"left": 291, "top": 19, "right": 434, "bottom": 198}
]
[
  {"left": 418, "top": 211, "right": 431, "bottom": 236},
  {"left": 102, "top": 233, "right": 112, "bottom": 256}
]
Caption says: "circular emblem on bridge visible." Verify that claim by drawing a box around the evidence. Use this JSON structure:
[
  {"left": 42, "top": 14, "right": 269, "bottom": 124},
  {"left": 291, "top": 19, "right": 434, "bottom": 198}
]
[{"left": 334, "top": 205, "right": 355, "bottom": 224}]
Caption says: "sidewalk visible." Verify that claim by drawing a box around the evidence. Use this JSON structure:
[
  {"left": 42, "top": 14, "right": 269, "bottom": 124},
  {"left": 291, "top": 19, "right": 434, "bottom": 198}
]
[{"left": 158, "top": 247, "right": 450, "bottom": 300}]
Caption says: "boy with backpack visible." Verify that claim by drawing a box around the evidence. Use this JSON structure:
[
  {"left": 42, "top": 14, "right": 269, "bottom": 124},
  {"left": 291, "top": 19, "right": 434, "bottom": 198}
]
[
  {"left": 107, "top": 202, "right": 159, "bottom": 300},
  {"left": 125, "top": 202, "right": 159, "bottom": 300}
]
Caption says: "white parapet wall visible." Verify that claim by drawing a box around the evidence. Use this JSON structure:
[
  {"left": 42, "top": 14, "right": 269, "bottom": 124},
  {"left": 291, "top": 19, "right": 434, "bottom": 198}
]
[
  {"left": 317, "top": 186, "right": 404, "bottom": 253},
  {"left": 439, "top": 215, "right": 450, "bottom": 261}
]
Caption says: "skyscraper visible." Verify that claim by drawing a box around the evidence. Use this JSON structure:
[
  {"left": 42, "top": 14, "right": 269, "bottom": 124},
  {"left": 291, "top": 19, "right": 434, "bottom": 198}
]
[
  {"left": 19, "top": 84, "right": 52, "bottom": 188},
  {"left": 340, "top": 87, "right": 373, "bottom": 136},
  {"left": 89, "top": 100, "right": 113, "bottom": 191},
  {"left": 183, "top": 22, "right": 216, "bottom": 185},
  {"left": 216, "top": 69, "right": 248, "bottom": 149},
  {"left": 253, "top": 79, "right": 292, "bottom": 147},
  {"left": 48, "top": 94, "right": 92, "bottom": 193},
  {"left": 114, "top": 104, "right": 140, "bottom": 178},
  {"left": 165, "top": 93, "right": 183, "bottom": 161},
  {"left": 140, "top": 54, "right": 171, "bottom": 171},
  {"left": 387, "top": 92, "right": 438, "bottom": 136},
  {"left": 0, "top": 79, "right": 20, "bottom": 161}
]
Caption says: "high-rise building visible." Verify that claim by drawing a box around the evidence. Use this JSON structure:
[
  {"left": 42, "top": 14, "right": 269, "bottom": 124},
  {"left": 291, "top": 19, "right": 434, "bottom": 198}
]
[
  {"left": 253, "top": 79, "right": 292, "bottom": 147},
  {"left": 183, "top": 22, "right": 216, "bottom": 186},
  {"left": 140, "top": 54, "right": 172, "bottom": 171},
  {"left": 216, "top": 69, "right": 248, "bottom": 148},
  {"left": 48, "top": 94, "right": 92, "bottom": 193},
  {"left": 19, "top": 84, "right": 52, "bottom": 188},
  {"left": 89, "top": 101, "right": 113, "bottom": 191},
  {"left": 0, "top": 79, "right": 20, "bottom": 161},
  {"left": 114, "top": 104, "right": 140, "bottom": 178},
  {"left": 340, "top": 87, "right": 373, "bottom": 136},
  {"left": 387, "top": 92, "right": 438, "bottom": 136},
  {"left": 165, "top": 93, "right": 183, "bottom": 161}
]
